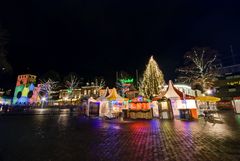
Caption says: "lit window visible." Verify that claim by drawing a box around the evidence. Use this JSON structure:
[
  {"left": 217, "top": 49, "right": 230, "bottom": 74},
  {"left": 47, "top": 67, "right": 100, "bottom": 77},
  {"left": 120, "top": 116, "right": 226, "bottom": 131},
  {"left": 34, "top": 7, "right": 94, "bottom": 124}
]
[
  {"left": 226, "top": 76, "right": 233, "bottom": 80},
  {"left": 234, "top": 75, "right": 240, "bottom": 78},
  {"left": 229, "top": 88, "right": 236, "bottom": 92}
]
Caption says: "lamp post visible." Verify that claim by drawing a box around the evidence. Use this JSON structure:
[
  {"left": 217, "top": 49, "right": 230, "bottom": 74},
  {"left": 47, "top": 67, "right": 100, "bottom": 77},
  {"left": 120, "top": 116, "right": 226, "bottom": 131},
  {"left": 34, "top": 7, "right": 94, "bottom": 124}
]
[
  {"left": 205, "top": 89, "right": 213, "bottom": 111},
  {"left": 63, "top": 97, "right": 68, "bottom": 105}
]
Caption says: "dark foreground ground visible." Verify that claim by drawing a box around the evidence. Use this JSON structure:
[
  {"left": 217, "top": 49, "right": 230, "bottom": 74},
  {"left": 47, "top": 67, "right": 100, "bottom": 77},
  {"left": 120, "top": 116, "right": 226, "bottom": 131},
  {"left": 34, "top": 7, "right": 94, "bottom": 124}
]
[{"left": 0, "top": 110, "right": 240, "bottom": 161}]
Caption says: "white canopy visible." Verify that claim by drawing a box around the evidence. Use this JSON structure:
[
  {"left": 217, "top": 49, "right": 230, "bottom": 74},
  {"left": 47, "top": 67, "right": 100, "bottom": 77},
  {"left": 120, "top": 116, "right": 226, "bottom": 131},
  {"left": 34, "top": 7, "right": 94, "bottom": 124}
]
[{"left": 164, "top": 80, "right": 181, "bottom": 99}]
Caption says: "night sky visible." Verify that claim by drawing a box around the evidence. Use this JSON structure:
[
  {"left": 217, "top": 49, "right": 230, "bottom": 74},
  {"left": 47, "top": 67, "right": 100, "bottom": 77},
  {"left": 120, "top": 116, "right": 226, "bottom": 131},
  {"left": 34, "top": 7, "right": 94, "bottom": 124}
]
[{"left": 1, "top": 0, "right": 240, "bottom": 87}]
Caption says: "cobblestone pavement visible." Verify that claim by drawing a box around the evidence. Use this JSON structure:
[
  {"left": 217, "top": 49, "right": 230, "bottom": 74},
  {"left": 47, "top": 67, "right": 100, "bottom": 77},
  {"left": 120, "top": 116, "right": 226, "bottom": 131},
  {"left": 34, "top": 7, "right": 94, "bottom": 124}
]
[{"left": 0, "top": 111, "right": 240, "bottom": 161}]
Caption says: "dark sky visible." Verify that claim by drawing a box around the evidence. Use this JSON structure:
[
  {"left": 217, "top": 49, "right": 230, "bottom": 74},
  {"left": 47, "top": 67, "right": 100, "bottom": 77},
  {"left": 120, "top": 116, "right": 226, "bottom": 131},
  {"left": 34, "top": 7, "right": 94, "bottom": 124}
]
[{"left": 1, "top": 0, "right": 240, "bottom": 87}]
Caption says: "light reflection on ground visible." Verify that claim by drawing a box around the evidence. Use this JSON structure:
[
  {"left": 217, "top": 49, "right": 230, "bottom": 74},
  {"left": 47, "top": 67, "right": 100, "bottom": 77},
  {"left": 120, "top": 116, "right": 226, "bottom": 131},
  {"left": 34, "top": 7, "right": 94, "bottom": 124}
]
[{"left": 0, "top": 110, "right": 240, "bottom": 161}]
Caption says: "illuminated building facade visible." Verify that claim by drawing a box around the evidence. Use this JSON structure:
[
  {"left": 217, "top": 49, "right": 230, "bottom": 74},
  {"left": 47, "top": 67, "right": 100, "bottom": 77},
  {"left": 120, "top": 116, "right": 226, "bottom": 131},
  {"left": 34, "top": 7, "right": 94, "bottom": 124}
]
[
  {"left": 215, "top": 64, "right": 240, "bottom": 100},
  {"left": 13, "top": 74, "right": 40, "bottom": 105},
  {"left": 58, "top": 85, "right": 100, "bottom": 105},
  {"left": 214, "top": 51, "right": 240, "bottom": 100}
]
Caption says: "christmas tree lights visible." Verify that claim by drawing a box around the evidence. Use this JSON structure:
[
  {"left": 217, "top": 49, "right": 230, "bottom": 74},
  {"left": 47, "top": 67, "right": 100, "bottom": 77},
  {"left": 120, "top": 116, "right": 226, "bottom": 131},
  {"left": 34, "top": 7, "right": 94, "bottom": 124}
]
[{"left": 139, "top": 56, "right": 165, "bottom": 98}]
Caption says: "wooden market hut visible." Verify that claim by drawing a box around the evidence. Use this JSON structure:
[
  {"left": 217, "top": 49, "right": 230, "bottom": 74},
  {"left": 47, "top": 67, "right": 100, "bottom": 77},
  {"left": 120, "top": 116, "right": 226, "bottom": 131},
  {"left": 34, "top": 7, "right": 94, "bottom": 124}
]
[{"left": 152, "top": 96, "right": 174, "bottom": 119}]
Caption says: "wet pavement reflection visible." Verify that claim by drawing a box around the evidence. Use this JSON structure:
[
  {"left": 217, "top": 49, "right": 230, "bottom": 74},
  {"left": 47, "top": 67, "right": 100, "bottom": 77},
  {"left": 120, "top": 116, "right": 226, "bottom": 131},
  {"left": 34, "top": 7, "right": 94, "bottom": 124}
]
[{"left": 0, "top": 111, "right": 240, "bottom": 161}]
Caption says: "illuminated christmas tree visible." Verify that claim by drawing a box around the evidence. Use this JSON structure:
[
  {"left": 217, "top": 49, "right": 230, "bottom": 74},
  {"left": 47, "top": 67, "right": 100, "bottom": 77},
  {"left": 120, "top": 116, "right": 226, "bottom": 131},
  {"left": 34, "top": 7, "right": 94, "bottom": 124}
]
[{"left": 139, "top": 56, "right": 165, "bottom": 98}]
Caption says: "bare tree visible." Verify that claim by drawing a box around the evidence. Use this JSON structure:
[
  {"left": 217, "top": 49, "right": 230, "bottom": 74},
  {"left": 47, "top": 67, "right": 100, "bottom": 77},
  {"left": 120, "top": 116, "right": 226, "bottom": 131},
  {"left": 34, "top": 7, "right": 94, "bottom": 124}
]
[
  {"left": 116, "top": 71, "right": 133, "bottom": 97},
  {"left": 96, "top": 78, "right": 105, "bottom": 90},
  {"left": 39, "top": 79, "right": 58, "bottom": 100},
  {"left": 64, "top": 74, "right": 80, "bottom": 103},
  {"left": 176, "top": 47, "right": 220, "bottom": 92},
  {"left": 116, "top": 80, "right": 125, "bottom": 97},
  {"left": 65, "top": 74, "right": 79, "bottom": 93}
]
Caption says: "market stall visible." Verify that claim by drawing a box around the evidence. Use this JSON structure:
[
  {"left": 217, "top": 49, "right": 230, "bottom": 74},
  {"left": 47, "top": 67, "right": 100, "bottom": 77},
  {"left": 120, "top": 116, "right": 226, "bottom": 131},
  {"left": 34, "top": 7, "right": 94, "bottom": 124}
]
[
  {"left": 97, "top": 87, "right": 110, "bottom": 117},
  {"left": 152, "top": 96, "right": 174, "bottom": 119},
  {"left": 195, "top": 96, "right": 221, "bottom": 116},
  {"left": 128, "top": 96, "right": 153, "bottom": 119},
  {"left": 107, "top": 88, "right": 128, "bottom": 118},
  {"left": 87, "top": 97, "right": 99, "bottom": 116},
  {"left": 164, "top": 80, "right": 198, "bottom": 120}
]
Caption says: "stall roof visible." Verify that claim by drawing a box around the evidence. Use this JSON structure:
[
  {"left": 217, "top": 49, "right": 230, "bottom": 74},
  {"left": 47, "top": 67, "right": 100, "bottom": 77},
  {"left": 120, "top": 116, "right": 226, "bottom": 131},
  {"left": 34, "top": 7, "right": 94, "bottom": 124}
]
[
  {"left": 106, "top": 88, "right": 125, "bottom": 101},
  {"left": 164, "top": 80, "right": 195, "bottom": 100},
  {"left": 195, "top": 96, "right": 221, "bottom": 102}
]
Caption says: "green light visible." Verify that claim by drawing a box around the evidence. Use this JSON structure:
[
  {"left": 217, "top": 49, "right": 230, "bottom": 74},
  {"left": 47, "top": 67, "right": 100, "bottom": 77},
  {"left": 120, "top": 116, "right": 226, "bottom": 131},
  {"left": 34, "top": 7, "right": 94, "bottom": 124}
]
[
  {"left": 120, "top": 78, "right": 134, "bottom": 83},
  {"left": 67, "top": 89, "right": 72, "bottom": 93}
]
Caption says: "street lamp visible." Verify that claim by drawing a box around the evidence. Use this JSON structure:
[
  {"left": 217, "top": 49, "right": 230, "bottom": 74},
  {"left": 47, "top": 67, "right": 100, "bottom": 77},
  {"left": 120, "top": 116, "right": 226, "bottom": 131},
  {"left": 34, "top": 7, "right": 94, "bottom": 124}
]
[
  {"left": 63, "top": 96, "right": 68, "bottom": 105},
  {"left": 206, "top": 89, "right": 212, "bottom": 95}
]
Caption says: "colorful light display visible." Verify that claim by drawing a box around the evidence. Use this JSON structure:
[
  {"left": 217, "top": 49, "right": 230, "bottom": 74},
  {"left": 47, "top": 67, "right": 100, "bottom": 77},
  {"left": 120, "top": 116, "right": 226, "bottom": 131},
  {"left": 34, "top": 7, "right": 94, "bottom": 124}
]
[{"left": 13, "top": 74, "right": 40, "bottom": 105}]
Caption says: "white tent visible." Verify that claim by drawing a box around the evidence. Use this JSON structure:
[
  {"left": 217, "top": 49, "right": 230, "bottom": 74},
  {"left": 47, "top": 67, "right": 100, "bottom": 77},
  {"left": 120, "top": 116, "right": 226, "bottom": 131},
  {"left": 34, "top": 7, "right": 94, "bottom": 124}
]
[
  {"left": 164, "top": 80, "right": 181, "bottom": 99},
  {"left": 164, "top": 80, "right": 197, "bottom": 118}
]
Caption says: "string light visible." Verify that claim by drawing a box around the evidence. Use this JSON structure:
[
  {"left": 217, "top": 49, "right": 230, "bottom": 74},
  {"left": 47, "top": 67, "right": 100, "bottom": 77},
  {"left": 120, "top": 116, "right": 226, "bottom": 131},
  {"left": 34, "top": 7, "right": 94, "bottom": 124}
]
[{"left": 139, "top": 56, "right": 165, "bottom": 98}]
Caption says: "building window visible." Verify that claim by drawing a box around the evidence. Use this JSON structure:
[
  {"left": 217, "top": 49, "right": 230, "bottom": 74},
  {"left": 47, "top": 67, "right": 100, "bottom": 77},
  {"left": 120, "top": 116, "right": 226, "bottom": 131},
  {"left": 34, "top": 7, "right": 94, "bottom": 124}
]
[
  {"left": 228, "top": 88, "right": 236, "bottom": 92},
  {"left": 226, "top": 76, "right": 233, "bottom": 80},
  {"left": 234, "top": 75, "right": 240, "bottom": 78}
]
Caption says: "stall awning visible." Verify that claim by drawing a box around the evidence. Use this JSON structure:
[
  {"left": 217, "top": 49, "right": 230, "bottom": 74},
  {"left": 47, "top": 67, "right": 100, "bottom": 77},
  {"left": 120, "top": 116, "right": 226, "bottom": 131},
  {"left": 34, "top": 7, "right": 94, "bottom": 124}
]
[{"left": 195, "top": 96, "right": 221, "bottom": 102}]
